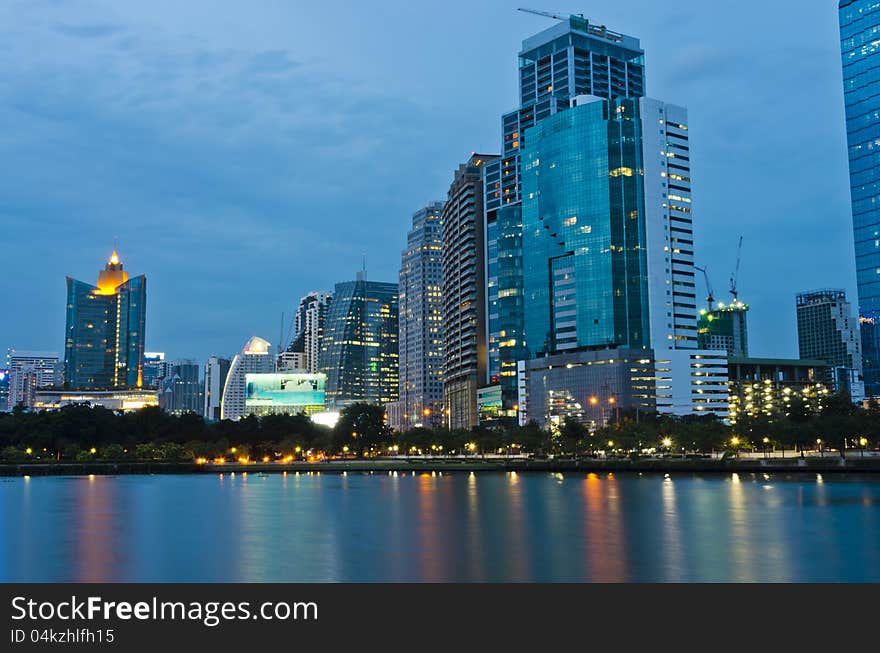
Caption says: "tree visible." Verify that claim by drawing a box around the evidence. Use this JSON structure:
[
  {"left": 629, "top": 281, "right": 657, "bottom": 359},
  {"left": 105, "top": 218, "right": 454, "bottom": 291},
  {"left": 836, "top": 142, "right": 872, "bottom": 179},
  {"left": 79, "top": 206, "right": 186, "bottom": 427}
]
[
  {"left": 334, "top": 403, "right": 391, "bottom": 456},
  {"left": 559, "top": 418, "right": 586, "bottom": 454}
]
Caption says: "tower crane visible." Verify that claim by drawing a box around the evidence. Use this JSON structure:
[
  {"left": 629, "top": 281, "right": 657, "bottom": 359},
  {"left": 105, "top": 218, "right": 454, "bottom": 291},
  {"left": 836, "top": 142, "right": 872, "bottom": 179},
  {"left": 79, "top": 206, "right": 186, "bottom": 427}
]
[
  {"left": 517, "top": 8, "right": 584, "bottom": 21},
  {"left": 695, "top": 265, "right": 715, "bottom": 312},
  {"left": 729, "top": 236, "right": 743, "bottom": 304}
]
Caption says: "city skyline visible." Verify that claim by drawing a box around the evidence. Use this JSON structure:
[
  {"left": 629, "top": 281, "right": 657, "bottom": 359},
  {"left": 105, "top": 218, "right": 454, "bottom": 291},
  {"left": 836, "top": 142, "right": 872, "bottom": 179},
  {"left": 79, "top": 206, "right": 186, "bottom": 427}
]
[{"left": 0, "top": 1, "right": 858, "bottom": 364}]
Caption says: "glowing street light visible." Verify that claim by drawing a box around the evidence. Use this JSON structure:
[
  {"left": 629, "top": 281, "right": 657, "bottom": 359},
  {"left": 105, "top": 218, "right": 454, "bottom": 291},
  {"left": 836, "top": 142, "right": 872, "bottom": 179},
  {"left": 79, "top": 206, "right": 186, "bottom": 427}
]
[
  {"left": 662, "top": 437, "right": 672, "bottom": 449},
  {"left": 25, "top": 447, "right": 32, "bottom": 455}
]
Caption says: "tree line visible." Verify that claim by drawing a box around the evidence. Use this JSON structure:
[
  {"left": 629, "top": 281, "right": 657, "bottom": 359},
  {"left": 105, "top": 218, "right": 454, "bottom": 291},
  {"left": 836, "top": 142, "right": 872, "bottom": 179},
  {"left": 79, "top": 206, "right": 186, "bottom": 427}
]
[{"left": 1, "top": 395, "right": 878, "bottom": 463}]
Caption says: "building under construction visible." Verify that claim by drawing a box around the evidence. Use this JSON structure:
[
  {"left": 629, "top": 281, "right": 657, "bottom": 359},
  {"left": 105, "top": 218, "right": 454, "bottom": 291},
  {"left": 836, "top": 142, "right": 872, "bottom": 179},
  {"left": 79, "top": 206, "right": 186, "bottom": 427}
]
[{"left": 697, "top": 300, "right": 750, "bottom": 357}]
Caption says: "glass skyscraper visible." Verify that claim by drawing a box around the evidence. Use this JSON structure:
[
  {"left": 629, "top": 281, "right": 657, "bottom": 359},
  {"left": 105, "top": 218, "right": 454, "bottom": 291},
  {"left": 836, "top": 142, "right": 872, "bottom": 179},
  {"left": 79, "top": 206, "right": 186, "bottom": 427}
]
[
  {"left": 64, "top": 250, "right": 146, "bottom": 390},
  {"left": 521, "top": 97, "right": 650, "bottom": 355},
  {"left": 484, "top": 17, "right": 646, "bottom": 417},
  {"left": 840, "top": 0, "right": 880, "bottom": 397},
  {"left": 319, "top": 276, "right": 399, "bottom": 409}
]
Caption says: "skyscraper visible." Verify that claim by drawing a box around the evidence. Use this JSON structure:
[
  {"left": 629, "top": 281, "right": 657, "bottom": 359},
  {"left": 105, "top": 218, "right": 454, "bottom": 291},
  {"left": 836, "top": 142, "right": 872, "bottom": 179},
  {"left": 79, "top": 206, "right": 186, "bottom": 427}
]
[
  {"left": 286, "top": 291, "right": 332, "bottom": 374},
  {"left": 319, "top": 276, "right": 398, "bottom": 409},
  {"left": 698, "top": 302, "right": 750, "bottom": 357},
  {"left": 839, "top": 0, "right": 880, "bottom": 397},
  {"left": 158, "top": 359, "right": 201, "bottom": 414},
  {"left": 220, "top": 336, "right": 274, "bottom": 421},
  {"left": 442, "top": 154, "right": 498, "bottom": 430},
  {"left": 796, "top": 289, "right": 865, "bottom": 402},
  {"left": 142, "top": 352, "right": 166, "bottom": 388},
  {"left": 203, "top": 355, "right": 231, "bottom": 420},
  {"left": 396, "top": 202, "right": 445, "bottom": 430},
  {"left": 485, "top": 16, "right": 647, "bottom": 418},
  {"left": 5, "top": 349, "right": 61, "bottom": 410},
  {"left": 64, "top": 250, "right": 146, "bottom": 390}
]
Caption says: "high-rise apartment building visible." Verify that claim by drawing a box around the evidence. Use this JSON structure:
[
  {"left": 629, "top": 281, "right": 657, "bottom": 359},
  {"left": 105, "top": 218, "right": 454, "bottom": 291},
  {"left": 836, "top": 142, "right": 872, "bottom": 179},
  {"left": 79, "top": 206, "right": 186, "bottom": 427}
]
[
  {"left": 203, "top": 355, "right": 231, "bottom": 420},
  {"left": 5, "top": 349, "right": 61, "bottom": 410},
  {"left": 158, "top": 359, "right": 201, "bottom": 414},
  {"left": 442, "top": 154, "right": 498, "bottom": 429},
  {"left": 64, "top": 250, "right": 146, "bottom": 390},
  {"left": 840, "top": 0, "right": 880, "bottom": 397},
  {"left": 0, "top": 369, "right": 8, "bottom": 412},
  {"left": 319, "top": 276, "right": 398, "bottom": 409},
  {"left": 286, "top": 291, "right": 332, "bottom": 374},
  {"left": 221, "top": 336, "right": 274, "bottom": 420},
  {"left": 796, "top": 289, "right": 865, "bottom": 402},
  {"left": 395, "top": 202, "right": 445, "bottom": 430}
]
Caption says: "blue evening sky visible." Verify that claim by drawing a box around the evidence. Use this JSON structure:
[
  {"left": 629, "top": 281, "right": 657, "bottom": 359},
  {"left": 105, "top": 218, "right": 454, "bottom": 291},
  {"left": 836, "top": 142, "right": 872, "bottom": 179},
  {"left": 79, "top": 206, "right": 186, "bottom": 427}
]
[{"left": 0, "top": 0, "right": 855, "bottom": 363}]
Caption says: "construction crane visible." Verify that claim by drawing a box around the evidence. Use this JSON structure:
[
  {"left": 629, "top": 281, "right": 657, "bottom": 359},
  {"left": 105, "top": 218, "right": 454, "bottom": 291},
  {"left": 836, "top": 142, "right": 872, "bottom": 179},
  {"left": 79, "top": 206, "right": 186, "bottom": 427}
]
[
  {"left": 517, "top": 8, "right": 584, "bottom": 21},
  {"left": 695, "top": 265, "right": 715, "bottom": 312},
  {"left": 729, "top": 236, "right": 743, "bottom": 304}
]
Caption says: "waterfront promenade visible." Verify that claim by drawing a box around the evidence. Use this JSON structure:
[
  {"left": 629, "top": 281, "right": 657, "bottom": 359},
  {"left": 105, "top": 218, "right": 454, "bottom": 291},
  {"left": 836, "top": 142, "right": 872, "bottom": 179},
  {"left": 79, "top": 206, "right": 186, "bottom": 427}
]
[{"left": 3, "top": 452, "right": 880, "bottom": 476}]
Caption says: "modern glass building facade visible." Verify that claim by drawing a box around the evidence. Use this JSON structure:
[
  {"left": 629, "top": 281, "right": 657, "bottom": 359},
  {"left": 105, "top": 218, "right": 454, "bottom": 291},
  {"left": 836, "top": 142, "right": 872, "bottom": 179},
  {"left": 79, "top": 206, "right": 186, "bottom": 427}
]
[
  {"left": 840, "top": 0, "right": 880, "bottom": 396},
  {"left": 286, "top": 291, "right": 332, "bottom": 374},
  {"left": 521, "top": 97, "right": 649, "bottom": 356},
  {"left": 64, "top": 251, "right": 146, "bottom": 390},
  {"left": 319, "top": 277, "right": 399, "bottom": 409},
  {"left": 484, "top": 16, "right": 646, "bottom": 419},
  {"left": 221, "top": 336, "right": 274, "bottom": 421}
]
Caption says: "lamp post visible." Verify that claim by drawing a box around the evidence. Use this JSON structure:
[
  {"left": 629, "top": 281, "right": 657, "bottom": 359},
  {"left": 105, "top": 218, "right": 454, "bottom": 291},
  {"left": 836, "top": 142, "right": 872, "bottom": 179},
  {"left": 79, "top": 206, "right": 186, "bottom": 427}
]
[
  {"left": 817, "top": 438, "right": 823, "bottom": 459},
  {"left": 608, "top": 396, "right": 619, "bottom": 424},
  {"left": 762, "top": 437, "right": 770, "bottom": 460},
  {"left": 589, "top": 396, "right": 599, "bottom": 430},
  {"left": 859, "top": 437, "right": 868, "bottom": 458}
]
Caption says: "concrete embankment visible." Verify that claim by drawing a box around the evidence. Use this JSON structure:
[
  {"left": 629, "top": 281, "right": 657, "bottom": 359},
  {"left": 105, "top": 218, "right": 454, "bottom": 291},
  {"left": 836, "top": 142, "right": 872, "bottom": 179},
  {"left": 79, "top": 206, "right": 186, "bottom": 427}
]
[{"left": 2, "top": 456, "right": 880, "bottom": 477}]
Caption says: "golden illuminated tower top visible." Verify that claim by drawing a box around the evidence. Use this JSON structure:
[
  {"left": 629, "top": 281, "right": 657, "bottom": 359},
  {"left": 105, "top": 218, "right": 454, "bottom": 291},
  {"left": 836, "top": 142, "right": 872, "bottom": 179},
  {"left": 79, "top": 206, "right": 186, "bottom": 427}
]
[{"left": 96, "top": 248, "right": 129, "bottom": 295}]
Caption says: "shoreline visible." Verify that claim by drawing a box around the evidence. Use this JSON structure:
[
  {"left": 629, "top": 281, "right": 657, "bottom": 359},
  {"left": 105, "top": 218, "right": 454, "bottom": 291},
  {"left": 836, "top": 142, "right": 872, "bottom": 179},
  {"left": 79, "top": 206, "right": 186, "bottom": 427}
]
[{"left": 3, "top": 456, "right": 880, "bottom": 477}]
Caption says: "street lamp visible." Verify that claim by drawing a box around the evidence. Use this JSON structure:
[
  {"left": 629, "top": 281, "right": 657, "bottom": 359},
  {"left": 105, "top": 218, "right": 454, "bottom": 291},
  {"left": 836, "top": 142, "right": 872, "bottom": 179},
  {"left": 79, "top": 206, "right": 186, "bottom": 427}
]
[
  {"left": 762, "top": 436, "right": 770, "bottom": 459},
  {"left": 816, "top": 438, "right": 823, "bottom": 458},
  {"left": 859, "top": 437, "right": 868, "bottom": 458},
  {"left": 608, "top": 396, "right": 619, "bottom": 423}
]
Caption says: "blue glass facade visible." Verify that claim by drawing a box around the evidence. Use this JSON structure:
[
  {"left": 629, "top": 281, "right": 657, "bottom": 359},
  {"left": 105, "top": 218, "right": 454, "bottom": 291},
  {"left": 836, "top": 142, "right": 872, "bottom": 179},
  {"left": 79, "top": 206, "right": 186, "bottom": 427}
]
[
  {"left": 521, "top": 98, "right": 649, "bottom": 357},
  {"left": 840, "top": 0, "right": 880, "bottom": 396},
  {"left": 319, "top": 278, "right": 398, "bottom": 408},
  {"left": 64, "top": 264, "right": 146, "bottom": 390},
  {"left": 484, "top": 17, "right": 646, "bottom": 418}
]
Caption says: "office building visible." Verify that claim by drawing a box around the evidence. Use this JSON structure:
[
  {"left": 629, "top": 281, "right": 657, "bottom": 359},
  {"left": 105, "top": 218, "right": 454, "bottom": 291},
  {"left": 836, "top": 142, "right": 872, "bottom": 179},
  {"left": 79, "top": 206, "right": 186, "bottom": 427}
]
[
  {"left": 442, "top": 154, "right": 498, "bottom": 429},
  {"left": 396, "top": 202, "right": 445, "bottom": 430},
  {"left": 286, "top": 291, "right": 332, "bottom": 375},
  {"left": 277, "top": 351, "right": 308, "bottom": 372},
  {"left": 727, "top": 357, "right": 833, "bottom": 423},
  {"left": 221, "top": 336, "right": 274, "bottom": 420},
  {"left": 64, "top": 250, "right": 146, "bottom": 390},
  {"left": 517, "top": 349, "right": 729, "bottom": 429},
  {"left": 0, "top": 369, "right": 8, "bottom": 412},
  {"left": 203, "top": 355, "right": 231, "bottom": 420},
  {"left": 245, "top": 372, "right": 326, "bottom": 417},
  {"left": 319, "top": 276, "right": 398, "bottom": 409},
  {"left": 485, "top": 16, "right": 647, "bottom": 419},
  {"left": 142, "top": 352, "right": 166, "bottom": 388},
  {"left": 839, "top": 0, "right": 880, "bottom": 396},
  {"left": 158, "top": 359, "right": 201, "bottom": 414},
  {"left": 796, "top": 289, "right": 865, "bottom": 401},
  {"left": 6, "top": 349, "right": 61, "bottom": 410},
  {"left": 698, "top": 301, "right": 750, "bottom": 357}
]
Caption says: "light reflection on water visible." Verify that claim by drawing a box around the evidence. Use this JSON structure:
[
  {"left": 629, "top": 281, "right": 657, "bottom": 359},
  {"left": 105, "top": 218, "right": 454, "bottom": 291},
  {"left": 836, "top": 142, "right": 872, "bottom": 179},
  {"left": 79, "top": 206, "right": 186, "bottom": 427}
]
[{"left": 1, "top": 472, "right": 879, "bottom": 582}]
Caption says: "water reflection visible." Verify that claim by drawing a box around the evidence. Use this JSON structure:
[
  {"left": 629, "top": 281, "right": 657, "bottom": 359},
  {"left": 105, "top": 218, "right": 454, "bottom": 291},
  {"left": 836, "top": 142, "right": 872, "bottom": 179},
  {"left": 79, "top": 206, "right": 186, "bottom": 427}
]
[{"left": 1, "top": 473, "right": 879, "bottom": 582}]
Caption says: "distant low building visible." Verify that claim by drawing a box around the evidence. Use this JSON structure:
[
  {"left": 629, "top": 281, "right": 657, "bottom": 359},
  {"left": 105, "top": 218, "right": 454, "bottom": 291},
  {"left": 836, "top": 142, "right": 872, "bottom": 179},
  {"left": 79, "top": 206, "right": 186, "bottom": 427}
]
[
  {"left": 33, "top": 388, "right": 158, "bottom": 412},
  {"left": 727, "top": 356, "right": 833, "bottom": 423},
  {"left": 6, "top": 349, "right": 61, "bottom": 410}
]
